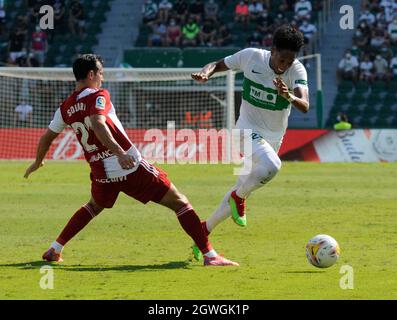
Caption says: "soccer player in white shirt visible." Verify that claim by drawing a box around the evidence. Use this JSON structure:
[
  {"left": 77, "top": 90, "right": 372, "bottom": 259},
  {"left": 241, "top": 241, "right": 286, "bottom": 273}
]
[{"left": 191, "top": 25, "right": 309, "bottom": 260}]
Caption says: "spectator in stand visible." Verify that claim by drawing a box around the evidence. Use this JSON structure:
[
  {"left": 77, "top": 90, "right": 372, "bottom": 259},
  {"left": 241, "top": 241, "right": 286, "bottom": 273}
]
[
  {"left": 256, "top": 9, "right": 273, "bottom": 34},
  {"left": 200, "top": 18, "right": 216, "bottom": 47},
  {"left": 246, "top": 30, "right": 262, "bottom": 48},
  {"left": 350, "top": 44, "right": 362, "bottom": 60},
  {"left": 273, "top": 13, "right": 288, "bottom": 30},
  {"left": 147, "top": 21, "right": 167, "bottom": 47},
  {"left": 189, "top": 0, "right": 205, "bottom": 23},
  {"left": 294, "top": 0, "right": 312, "bottom": 21},
  {"left": 299, "top": 19, "right": 317, "bottom": 41},
  {"left": 30, "top": 25, "right": 48, "bottom": 67},
  {"left": 0, "top": 1, "right": 5, "bottom": 37},
  {"left": 204, "top": 0, "right": 219, "bottom": 22},
  {"left": 359, "top": 8, "right": 376, "bottom": 26},
  {"left": 248, "top": 0, "right": 264, "bottom": 23},
  {"left": 216, "top": 24, "right": 232, "bottom": 46},
  {"left": 235, "top": 1, "right": 249, "bottom": 28},
  {"left": 15, "top": 52, "right": 40, "bottom": 67},
  {"left": 337, "top": 50, "right": 359, "bottom": 84},
  {"left": 334, "top": 113, "right": 352, "bottom": 131},
  {"left": 374, "top": 54, "right": 390, "bottom": 82},
  {"left": 262, "top": 32, "right": 273, "bottom": 49},
  {"left": 69, "top": 0, "right": 85, "bottom": 38},
  {"left": 299, "top": 19, "right": 317, "bottom": 55},
  {"left": 166, "top": 18, "right": 181, "bottom": 47},
  {"left": 173, "top": 0, "right": 189, "bottom": 24},
  {"left": 389, "top": 53, "right": 397, "bottom": 79},
  {"left": 376, "top": 6, "right": 390, "bottom": 25},
  {"left": 54, "top": 0, "right": 67, "bottom": 34},
  {"left": 14, "top": 101, "right": 33, "bottom": 127},
  {"left": 370, "top": 23, "right": 388, "bottom": 48},
  {"left": 182, "top": 17, "right": 200, "bottom": 46},
  {"left": 353, "top": 27, "right": 370, "bottom": 48},
  {"left": 7, "top": 28, "right": 27, "bottom": 65},
  {"left": 29, "top": 0, "right": 46, "bottom": 26},
  {"left": 142, "top": 0, "right": 158, "bottom": 25},
  {"left": 380, "top": 0, "right": 394, "bottom": 21},
  {"left": 379, "top": 42, "right": 393, "bottom": 61},
  {"left": 277, "top": 0, "right": 291, "bottom": 12},
  {"left": 158, "top": 0, "right": 173, "bottom": 23},
  {"left": 387, "top": 16, "right": 397, "bottom": 44},
  {"left": 359, "top": 55, "right": 374, "bottom": 83}
]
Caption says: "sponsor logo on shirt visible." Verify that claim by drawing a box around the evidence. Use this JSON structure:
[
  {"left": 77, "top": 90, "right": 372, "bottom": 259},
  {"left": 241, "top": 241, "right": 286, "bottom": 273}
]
[
  {"left": 95, "top": 96, "right": 106, "bottom": 110},
  {"left": 250, "top": 87, "right": 277, "bottom": 104}
]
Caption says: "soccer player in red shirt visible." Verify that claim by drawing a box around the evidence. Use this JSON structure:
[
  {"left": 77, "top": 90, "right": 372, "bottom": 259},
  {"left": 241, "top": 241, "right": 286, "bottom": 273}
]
[{"left": 24, "top": 54, "right": 238, "bottom": 267}]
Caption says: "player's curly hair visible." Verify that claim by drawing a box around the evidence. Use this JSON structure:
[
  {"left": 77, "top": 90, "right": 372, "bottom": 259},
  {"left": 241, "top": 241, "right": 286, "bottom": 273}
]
[
  {"left": 73, "top": 54, "right": 104, "bottom": 81},
  {"left": 273, "top": 24, "right": 305, "bottom": 53}
]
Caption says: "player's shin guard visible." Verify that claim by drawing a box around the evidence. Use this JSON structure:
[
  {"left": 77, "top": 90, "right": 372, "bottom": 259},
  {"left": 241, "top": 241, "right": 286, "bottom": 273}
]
[
  {"left": 176, "top": 204, "right": 213, "bottom": 254},
  {"left": 56, "top": 204, "right": 99, "bottom": 246}
]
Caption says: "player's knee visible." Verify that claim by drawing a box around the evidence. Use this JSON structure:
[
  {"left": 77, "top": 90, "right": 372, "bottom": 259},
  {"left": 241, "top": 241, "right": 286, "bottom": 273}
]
[
  {"left": 88, "top": 200, "right": 104, "bottom": 216},
  {"left": 255, "top": 159, "right": 281, "bottom": 185},
  {"left": 269, "top": 156, "right": 282, "bottom": 175}
]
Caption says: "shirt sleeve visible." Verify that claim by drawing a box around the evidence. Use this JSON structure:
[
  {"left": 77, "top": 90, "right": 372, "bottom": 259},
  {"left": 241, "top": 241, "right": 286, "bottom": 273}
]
[
  {"left": 48, "top": 108, "right": 67, "bottom": 133},
  {"left": 291, "top": 63, "right": 308, "bottom": 90},
  {"left": 88, "top": 89, "right": 112, "bottom": 117},
  {"left": 224, "top": 48, "right": 256, "bottom": 71}
]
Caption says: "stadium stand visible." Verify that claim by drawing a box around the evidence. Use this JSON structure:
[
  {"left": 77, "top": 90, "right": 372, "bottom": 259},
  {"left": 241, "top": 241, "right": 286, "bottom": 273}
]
[
  {"left": 125, "top": 0, "right": 322, "bottom": 68},
  {"left": 327, "top": 0, "right": 397, "bottom": 128},
  {"left": 1, "top": 0, "right": 112, "bottom": 67}
]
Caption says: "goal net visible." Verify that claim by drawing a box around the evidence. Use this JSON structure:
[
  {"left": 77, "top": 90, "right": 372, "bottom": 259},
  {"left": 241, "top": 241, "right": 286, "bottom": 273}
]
[{"left": 0, "top": 68, "right": 238, "bottom": 163}]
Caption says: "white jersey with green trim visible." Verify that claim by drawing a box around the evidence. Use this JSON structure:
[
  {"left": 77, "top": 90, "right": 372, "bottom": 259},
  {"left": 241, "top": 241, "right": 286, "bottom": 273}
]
[{"left": 224, "top": 48, "right": 308, "bottom": 145}]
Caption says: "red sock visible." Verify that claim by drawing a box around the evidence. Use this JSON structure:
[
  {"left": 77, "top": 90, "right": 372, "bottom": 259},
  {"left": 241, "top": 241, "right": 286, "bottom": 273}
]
[
  {"left": 202, "top": 221, "right": 210, "bottom": 237},
  {"left": 56, "top": 204, "right": 98, "bottom": 246},
  {"left": 176, "top": 204, "right": 213, "bottom": 254}
]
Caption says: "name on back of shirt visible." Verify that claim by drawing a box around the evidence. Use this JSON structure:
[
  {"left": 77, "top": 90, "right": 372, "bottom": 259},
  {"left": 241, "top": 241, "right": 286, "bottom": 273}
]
[{"left": 67, "top": 102, "right": 86, "bottom": 117}]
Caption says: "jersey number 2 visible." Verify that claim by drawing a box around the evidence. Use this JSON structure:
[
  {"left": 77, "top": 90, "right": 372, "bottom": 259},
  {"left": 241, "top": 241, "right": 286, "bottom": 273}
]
[{"left": 71, "top": 117, "right": 98, "bottom": 152}]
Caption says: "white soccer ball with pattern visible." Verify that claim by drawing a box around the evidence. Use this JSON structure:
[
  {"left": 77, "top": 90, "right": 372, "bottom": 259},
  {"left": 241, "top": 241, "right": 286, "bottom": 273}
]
[{"left": 306, "top": 234, "right": 340, "bottom": 268}]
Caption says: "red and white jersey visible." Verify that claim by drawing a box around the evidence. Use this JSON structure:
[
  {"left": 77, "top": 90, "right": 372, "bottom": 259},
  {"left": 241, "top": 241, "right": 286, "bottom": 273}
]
[{"left": 49, "top": 87, "right": 142, "bottom": 179}]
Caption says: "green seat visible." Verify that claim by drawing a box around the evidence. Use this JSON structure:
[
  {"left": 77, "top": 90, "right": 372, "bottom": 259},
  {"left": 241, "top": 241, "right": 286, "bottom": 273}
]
[
  {"left": 124, "top": 48, "right": 182, "bottom": 67},
  {"left": 355, "top": 81, "right": 370, "bottom": 94},
  {"left": 371, "top": 80, "right": 387, "bottom": 93},
  {"left": 182, "top": 47, "right": 239, "bottom": 68},
  {"left": 338, "top": 81, "right": 354, "bottom": 93}
]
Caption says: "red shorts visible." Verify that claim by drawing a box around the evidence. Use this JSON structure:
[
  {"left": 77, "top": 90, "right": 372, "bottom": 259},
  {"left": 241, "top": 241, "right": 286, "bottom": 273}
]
[{"left": 91, "top": 159, "right": 171, "bottom": 208}]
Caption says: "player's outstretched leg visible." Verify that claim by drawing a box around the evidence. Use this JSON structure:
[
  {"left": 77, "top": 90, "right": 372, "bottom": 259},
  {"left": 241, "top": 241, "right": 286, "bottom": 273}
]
[
  {"left": 159, "top": 184, "right": 239, "bottom": 266},
  {"left": 204, "top": 144, "right": 282, "bottom": 235},
  {"left": 42, "top": 200, "right": 103, "bottom": 262}
]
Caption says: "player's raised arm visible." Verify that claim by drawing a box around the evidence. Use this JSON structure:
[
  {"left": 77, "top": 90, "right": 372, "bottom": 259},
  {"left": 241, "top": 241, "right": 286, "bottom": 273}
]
[
  {"left": 191, "top": 59, "right": 229, "bottom": 83},
  {"left": 273, "top": 77, "right": 310, "bottom": 113},
  {"left": 24, "top": 129, "right": 59, "bottom": 178},
  {"left": 89, "top": 114, "right": 135, "bottom": 170}
]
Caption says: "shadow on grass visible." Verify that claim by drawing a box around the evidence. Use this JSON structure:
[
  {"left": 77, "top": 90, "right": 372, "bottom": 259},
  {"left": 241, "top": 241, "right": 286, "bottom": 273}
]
[
  {"left": 284, "top": 270, "right": 326, "bottom": 274},
  {"left": 0, "top": 260, "right": 191, "bottom": 272}
]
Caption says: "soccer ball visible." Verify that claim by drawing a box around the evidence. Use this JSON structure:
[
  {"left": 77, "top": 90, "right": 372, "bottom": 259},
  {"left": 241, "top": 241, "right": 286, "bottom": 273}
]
[{"left": 306, "top": 234, "right": 340, "bottom": 268}]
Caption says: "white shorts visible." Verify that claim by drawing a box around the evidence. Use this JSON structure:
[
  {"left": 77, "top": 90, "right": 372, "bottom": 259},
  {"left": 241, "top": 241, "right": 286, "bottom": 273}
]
[{"left": 238, "top": 129, "right": 282, "bottom": 158}]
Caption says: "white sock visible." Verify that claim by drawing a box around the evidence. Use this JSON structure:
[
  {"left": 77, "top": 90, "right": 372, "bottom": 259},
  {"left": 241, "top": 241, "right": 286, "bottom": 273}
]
[
  {"left": 206, "top": 190, "right": 233, "bottom": 233},
  {"left": 204, "top": 250, "right": 218, "bottom": 258},
  {"left": 51, "top": 241, "right": 63, "bottom": 254}
]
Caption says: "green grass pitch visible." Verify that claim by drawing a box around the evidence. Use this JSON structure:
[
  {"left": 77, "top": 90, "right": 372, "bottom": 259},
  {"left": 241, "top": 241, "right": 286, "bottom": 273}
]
[{"left": 0, "top": 161, "right": 396, "bottom": 299}]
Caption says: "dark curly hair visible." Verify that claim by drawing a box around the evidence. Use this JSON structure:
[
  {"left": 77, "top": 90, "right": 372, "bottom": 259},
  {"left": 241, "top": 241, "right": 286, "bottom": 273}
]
[
  {"left": 73, "top": 54, "right": 104, "bottom": 81},
  {"left": 273, "top": 24, "right": 305, "bottom": 53}
]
